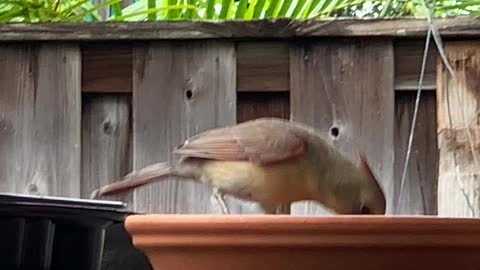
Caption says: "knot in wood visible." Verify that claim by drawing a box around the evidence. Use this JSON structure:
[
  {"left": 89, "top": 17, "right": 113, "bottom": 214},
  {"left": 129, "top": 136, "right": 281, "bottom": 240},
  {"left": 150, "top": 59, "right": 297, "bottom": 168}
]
[
  {"left": 27, "top": 183, "right": 38, "bottom": 194},
  {"left": 0, "top": 118, "right": 13, "bottom": 134},
  {"left": 103, "top": 120, "right": 115, "bottom": 135}
]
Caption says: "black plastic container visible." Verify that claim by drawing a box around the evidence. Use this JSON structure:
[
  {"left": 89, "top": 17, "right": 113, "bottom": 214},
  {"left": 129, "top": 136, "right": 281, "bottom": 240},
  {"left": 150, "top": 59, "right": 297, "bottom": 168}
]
[{"left": 0, "top": 193, "right": 152, "bottom": 270}]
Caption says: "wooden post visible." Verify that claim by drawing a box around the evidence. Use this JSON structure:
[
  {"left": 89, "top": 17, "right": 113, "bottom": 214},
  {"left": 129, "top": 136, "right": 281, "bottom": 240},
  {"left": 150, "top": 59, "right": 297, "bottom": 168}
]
[
  {"left": 437, "top": 41, "right": 480, "bottom": 217},
  {"left": 395, "top": 91, "right": 438, "bottom": 215},
  {"left": 81, "top": 94, "right": 133, "bottom": 207}
]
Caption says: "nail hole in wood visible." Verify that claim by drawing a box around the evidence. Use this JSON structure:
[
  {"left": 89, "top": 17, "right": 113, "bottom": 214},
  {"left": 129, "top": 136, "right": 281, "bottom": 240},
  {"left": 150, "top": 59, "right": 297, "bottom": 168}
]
[
  {"left": 185, "top": 90, "right": 193, "bottom": 100},
  {"left": 330, "top": 126, "right": 339, "bottom": 137}
]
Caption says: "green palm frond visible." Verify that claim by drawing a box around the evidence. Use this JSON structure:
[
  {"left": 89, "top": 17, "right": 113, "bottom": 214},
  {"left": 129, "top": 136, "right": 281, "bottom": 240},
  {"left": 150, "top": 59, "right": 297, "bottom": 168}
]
[{"left": 1, "top": 0, "right": 480, "bottom": 22}]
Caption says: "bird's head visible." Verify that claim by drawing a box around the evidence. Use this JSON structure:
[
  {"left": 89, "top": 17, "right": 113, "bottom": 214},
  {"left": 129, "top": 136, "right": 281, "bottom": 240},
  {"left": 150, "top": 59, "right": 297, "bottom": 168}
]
[
  {"left": 354, "top": 153, "right": 386, "bottom": 215},
  {"left": 329, "top": 153, "right": 386, "bottom": 215}
]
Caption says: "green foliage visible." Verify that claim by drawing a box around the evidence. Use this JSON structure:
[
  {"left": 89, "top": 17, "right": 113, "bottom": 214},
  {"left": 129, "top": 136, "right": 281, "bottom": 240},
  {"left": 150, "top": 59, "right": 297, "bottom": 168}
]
[
  {"left": 0, "top": 0, "right": 479, "bottom": 22},
  {"left": 332, "top": 0, "right": 480, "bottom": 17},
  {"left": 0, "top": 0, "right": 121, "bottom": 22}
]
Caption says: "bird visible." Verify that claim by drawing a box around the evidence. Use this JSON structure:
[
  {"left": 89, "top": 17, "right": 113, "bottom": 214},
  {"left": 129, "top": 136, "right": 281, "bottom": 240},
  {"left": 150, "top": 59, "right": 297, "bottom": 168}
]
[{"left": 90, "top": 117, "right": 386, "bottom": 215}]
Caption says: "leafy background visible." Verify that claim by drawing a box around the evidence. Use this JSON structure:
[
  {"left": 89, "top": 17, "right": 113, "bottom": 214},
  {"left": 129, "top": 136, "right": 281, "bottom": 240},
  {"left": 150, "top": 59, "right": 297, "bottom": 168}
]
[{"left": 0, "top": 0, "right": 479, "bottom": 22}]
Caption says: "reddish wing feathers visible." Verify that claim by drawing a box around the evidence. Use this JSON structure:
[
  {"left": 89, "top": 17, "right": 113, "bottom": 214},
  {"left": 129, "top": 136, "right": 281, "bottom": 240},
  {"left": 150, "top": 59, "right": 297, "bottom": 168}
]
[{"left": 174, "top": 120, "right": 306, "bottom": 165}]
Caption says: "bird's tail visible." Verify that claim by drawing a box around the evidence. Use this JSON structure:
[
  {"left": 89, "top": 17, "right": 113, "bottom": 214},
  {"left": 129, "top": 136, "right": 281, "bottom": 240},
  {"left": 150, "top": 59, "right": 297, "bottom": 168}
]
[{"left": 90, "top": 162, "right": 173, "bottom": 199}]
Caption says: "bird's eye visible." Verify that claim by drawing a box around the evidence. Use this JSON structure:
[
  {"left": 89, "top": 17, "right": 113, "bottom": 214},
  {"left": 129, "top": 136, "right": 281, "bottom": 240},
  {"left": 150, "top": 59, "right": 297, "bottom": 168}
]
[{"left": 360, "top": 205, "right": 371, "bottom": 214}]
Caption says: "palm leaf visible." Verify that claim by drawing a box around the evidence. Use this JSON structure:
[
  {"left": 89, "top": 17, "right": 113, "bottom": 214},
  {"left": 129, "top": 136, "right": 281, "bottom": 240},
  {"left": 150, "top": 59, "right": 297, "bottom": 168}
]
[
  {"left": 234, "top": 0, "right": 248, "bottom": 18},
  {"left": 205, "top": 0, "right": 216, "bottom": 18},
  {"left": 109, "top": 5, "right": 197, "bottom": 20},
  {"left": 277, "top": 0, "right": 294, "bottom": 17},
  {"left": 245, "top": 0, "right": 258, "bottom": 18},
  {"left": 0, "top": 6, "right": 25, "bottom": 22},
  {"left": 253, "top": 0, "right": 267, "bottom": 17},
  {"left": 265, "top": 0, "right": 280, "bottom": 17},
  {"left": 67, "top": 0, "right": 122, "bottom": 21},
  {"left": 290, "top": 0, "right": 307, "bottom": 18},
  {"left": 218, "top": 0, "right": 232, "bottom": 18}
]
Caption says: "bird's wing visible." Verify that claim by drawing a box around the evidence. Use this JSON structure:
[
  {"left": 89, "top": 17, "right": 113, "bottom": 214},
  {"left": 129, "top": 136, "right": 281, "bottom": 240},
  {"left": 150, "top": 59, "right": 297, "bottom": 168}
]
[{"left": 173, "top": 118, "right": 306, "bottom": 165}]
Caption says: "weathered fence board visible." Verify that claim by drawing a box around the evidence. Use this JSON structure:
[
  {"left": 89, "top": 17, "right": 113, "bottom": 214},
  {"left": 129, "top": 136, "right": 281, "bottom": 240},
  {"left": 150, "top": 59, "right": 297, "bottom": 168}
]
[
  {"left": 394, "top": 40, "right": 437, "bottom": 91},
  {"left": 131, "top": 41, "right": 253, "bottom": 214},
  {"left": 290, "top": 39, "right": 395, "bottom": 215},
  {"left": 81, "top": 94, "right": 133, "bottom": 207},
  {"left": 81, "top": 43, "right": 132, "bottom": 93},
  {"left": 237, "top": 92, "right": 290, "bottom": 122},
  {"left": 0, "top": 44, "right": 81, "bottom": 196},
  {"left": 2, "top": 18, "right": 480, "bottom": 41},
  {"left": 437, "top": 41, "right": 480, "bottom": 217},
  {"left": 394, "top": 91, "right": 438, "bottom": 215},
  {"left": 79, "top": 40, "right": 435, "bottom": 95},
  {"left": 237, "top": 42, "right": 289, "bottom": 92}
]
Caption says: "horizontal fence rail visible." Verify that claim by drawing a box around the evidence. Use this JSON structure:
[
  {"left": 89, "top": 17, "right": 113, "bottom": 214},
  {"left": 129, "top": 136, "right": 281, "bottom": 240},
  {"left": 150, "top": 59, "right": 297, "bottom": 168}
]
[{"left": 0, "top": 17, "right": 480, "bottom": 40}]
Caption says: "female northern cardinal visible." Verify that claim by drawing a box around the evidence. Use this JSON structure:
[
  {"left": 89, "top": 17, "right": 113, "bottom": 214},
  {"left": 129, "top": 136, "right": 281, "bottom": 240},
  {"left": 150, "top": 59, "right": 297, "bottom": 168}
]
[{"left": 91, "top": 118, "right": 386, "bottom": 215}]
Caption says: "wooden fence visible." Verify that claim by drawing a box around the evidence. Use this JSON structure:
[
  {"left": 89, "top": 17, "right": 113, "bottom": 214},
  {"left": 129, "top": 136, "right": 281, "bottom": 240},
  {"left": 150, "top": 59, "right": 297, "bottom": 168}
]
[{"left": 1, "top": 17, "right": 479, "bottom": 217}]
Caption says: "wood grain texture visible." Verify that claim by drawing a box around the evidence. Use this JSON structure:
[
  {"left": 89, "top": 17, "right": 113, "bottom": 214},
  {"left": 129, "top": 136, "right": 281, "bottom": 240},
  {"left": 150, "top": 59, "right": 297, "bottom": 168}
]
[
  {"left": 237, "top": 92, "right": 290, "bottom": 122},
  {"left": 132, "top": 41, "right": 257, "bottom": 214},
  {"left": 394, "top": 40, "right": 437, "bottom": 91},
  {"left": 81, "top": 43, "right": 132, "bottom": 93},
  {"left": 78, "top": 39, "right": 437, "bottom": 94},
  {"left": 81, "top": 94, "right": 133, "bottom": 207},
  {"left": 1, "top": 17, "right": 479, "bottom": 41},
  {"left": 0, "top": 43, "right": 81, "bottom": 196},
  {"left": 237, "top": 42, "right": 289, "bottom": 92},
  {"left": 437, "top": 41, "right": 480, "bottom": 217},
  {"left": 394, "top": 91, "right": 438, "bottom": 215},
  {"left": 290, "top": 39, "right": 395, "bottom": 215}
]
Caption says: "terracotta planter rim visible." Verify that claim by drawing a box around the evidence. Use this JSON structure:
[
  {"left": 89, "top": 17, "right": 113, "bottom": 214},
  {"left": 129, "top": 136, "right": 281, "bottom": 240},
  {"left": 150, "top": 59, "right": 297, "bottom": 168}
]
[{"left": 125, "top": 214, "right": 480, "bottom": 249}]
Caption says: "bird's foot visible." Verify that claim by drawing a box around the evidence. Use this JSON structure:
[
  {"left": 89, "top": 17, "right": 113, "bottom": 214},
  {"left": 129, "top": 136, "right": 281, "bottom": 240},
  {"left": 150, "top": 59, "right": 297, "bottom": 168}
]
[
  {"left": 259, "top": 202, "right": 280, "bottom": 214},
  {"left": 276, "top": 203, "right": 291, "bottom": 214},
  {"left": 90, "top": 188, "right": 100, "bottom": 200}
]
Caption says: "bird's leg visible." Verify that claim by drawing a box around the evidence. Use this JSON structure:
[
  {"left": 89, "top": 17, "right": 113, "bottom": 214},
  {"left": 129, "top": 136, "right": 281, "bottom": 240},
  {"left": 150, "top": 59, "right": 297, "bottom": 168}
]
[
  {"left": 276, "top": 203, "right": 291, "bottom": 214},
  {"left": 259, "top": 202, "right": 280, "bottom": 214},
  {"left": 213, "top": 188, "right": 230, "bottom": 214}
]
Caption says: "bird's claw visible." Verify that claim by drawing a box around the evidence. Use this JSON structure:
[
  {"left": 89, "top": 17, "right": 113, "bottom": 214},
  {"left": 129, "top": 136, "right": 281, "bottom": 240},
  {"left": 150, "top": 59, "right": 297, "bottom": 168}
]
[{"left": 89, "top": 188, "right": 100, "bottom": 200}]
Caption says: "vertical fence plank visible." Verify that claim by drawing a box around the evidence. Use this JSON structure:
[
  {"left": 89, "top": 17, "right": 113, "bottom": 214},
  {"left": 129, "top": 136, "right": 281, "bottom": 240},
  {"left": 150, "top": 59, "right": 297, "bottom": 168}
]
[
  {"left": 81, "top": 43, "right": 132, "bottom": 93},
  {"left": 0, "top": 45, "right": 30, "bottom": 193},
  {"left": 81, "top": 94, "right": 133, "bottom": 207},
  {"left": 394, "top": 40, "right": 437, "bottom": 91},
  {"left": 394, "top": 91, "right": 438, "bottom": 215},
  {"left": 132, "top": 41, "right": 237, "bottom": 214},
  {"left": 437, "top": 41, "right": 480, "bottom": 217},
  {"left": 290, "top": 39, "right": 395, "bottom": 215},
  {"left": 0, "top": 44, "right": 81, "bottom": 196},
  {"left": 237, "top": 42, "right": 290, "bottom": 92}
]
